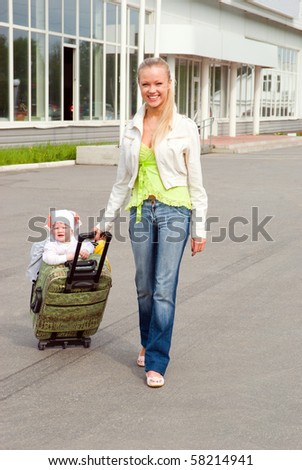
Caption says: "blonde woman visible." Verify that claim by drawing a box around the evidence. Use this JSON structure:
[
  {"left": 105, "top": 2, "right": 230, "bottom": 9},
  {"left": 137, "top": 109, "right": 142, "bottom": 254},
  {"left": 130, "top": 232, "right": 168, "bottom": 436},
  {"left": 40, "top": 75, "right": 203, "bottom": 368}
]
[{"left": 95, "top": 57, "right": 208, "bottom": 388}]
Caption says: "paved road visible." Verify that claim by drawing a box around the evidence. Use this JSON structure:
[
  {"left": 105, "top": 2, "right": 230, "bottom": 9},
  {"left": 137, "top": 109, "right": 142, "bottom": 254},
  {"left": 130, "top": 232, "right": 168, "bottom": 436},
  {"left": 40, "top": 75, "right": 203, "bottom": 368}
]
[{"left": 1, "top": 146, "right": 302, "bottom": 450}]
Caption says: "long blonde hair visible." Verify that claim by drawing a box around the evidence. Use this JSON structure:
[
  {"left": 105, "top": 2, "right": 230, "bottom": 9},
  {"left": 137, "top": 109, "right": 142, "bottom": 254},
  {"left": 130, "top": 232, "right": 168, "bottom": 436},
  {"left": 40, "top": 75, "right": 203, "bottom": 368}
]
[{"left": 137, "top": 57, "right": 175, "bottom": 148}]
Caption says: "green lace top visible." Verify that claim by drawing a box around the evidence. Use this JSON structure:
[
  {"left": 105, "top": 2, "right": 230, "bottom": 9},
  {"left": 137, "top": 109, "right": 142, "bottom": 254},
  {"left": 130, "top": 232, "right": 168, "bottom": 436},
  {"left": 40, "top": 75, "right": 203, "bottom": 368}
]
[{"left": 126, "top": 143, "right": 191, "bottom": 223}]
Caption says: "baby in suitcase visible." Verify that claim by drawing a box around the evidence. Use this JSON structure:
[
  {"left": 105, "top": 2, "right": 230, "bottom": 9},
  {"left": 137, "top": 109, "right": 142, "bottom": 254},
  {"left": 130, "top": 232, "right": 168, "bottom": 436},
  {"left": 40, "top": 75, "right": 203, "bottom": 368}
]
[
  {"left": 26, "top": 209, "right": 111, "bottom": 282},
  {"left": 42, "top": 209, "right": 94, "bottom": 265},
  {"left": 29, "top": 209, "right": 112, "bottom": 349}
]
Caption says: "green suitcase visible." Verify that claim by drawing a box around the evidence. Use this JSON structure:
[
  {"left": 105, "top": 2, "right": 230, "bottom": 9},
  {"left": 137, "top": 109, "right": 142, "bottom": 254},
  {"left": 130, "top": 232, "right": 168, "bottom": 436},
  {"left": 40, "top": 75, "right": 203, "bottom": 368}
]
[{"left": 30, "top": 232, "right": 112, "bottom": 350}]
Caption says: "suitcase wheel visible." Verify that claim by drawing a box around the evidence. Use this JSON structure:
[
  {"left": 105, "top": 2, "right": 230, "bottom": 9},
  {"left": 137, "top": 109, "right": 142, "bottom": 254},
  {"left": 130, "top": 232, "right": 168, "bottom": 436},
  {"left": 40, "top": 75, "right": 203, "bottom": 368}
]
[
  {"left": 38, "top": 341, "right": 46, "bottom": 350},
  {"left": 37, "top": 336, "right": 91, "bottom": 350}
]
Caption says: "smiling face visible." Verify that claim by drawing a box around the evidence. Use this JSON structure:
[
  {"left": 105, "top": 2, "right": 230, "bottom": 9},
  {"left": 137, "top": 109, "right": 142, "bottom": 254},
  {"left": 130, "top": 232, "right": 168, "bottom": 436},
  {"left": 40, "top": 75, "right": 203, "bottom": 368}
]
[
  {"left": 51, "top": 221, "right": 72, "bottom": 243},
  {"left": 138, "top": 64, "right": 171, "bottom": 112}
]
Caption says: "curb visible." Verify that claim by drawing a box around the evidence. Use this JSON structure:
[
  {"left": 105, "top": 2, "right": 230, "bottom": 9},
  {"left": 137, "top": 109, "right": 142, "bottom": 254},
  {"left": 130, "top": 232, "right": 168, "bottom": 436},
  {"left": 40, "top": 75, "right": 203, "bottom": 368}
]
[
  {"left": 0, "top": 160, "right": 75, "bottom": 173},
  {"left": 211, "top": 137, "right": 302, "bottom": 154}
]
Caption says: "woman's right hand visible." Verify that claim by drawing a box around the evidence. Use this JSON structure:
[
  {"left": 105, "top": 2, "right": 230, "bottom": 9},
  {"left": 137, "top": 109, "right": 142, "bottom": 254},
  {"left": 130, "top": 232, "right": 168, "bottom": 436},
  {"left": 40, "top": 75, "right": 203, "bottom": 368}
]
[{"left": 93, "top": 227, "right": 104, "bottom": 241}]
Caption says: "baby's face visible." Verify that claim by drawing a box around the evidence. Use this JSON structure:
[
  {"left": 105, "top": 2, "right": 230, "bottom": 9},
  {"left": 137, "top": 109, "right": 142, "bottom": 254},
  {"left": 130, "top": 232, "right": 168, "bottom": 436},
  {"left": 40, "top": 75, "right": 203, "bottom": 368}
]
[{"left": 52, "top": 221, "right": 72, "bottom": 242}]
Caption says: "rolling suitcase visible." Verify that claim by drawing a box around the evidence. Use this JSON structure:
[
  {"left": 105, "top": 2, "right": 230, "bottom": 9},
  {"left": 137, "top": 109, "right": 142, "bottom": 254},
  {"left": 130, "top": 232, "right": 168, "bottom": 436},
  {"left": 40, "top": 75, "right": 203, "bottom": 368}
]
[{"left": 30, "top": 231, "right": 112, "bottom": 350}]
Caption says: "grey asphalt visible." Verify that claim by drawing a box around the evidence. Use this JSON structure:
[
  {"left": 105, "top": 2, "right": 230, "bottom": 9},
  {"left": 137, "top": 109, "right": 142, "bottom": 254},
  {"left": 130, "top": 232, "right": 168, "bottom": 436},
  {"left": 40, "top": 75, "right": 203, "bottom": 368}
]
[{"left": 1, "top": 145, "right": 302, "bottom": 451}]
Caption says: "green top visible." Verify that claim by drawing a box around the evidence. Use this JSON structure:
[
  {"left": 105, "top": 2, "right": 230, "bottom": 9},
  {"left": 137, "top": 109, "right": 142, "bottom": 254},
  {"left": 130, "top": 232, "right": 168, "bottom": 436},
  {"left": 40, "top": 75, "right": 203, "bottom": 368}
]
[{"left": 126, "top": 143, "right": 191, "bottom": 223}]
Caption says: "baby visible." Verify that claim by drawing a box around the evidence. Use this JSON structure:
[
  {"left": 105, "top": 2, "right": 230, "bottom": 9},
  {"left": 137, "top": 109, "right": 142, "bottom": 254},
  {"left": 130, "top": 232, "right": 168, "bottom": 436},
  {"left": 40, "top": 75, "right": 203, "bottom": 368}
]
[{"left": 42, "top": 209, "right": 94, "bottom": 265}]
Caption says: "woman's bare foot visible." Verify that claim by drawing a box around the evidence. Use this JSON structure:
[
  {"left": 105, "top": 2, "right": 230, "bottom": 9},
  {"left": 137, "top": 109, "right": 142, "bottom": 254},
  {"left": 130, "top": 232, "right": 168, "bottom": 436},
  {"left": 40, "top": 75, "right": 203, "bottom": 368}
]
[
  {"left": 146, "top": 370, "right": 165, "bottom": 388},
  {"left": 137, "top": 347, "right": 145, "bottom": 367}
]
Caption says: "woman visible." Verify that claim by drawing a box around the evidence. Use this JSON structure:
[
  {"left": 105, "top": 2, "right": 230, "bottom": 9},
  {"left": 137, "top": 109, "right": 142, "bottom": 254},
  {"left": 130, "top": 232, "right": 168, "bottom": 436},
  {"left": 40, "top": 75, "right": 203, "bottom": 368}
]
[{"left": 95, "top": 57, "right": 208, "bottom": 388}]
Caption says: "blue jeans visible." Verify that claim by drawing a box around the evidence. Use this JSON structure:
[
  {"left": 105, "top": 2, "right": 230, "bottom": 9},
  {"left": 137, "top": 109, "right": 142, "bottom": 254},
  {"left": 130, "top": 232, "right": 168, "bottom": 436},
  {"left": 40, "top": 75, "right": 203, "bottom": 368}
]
[{"left": 129, "top": 200, "right": 190, "bottom": 375}]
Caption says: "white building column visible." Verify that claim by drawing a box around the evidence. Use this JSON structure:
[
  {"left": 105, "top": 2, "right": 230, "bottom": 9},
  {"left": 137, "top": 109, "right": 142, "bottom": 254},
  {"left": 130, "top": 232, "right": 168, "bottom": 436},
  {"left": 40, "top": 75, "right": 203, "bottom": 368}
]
[
  {"left": 119, "top": 0, "right": 127, "bottom": 144},
  {"left": 137, "top": 0, "right": 145, "bottom": 109},
  {"left": 166, "top": 56, "right": 176, "bottom": 107},
  {"left": 201, "top": 59, "right": 210, "bottom": 140},
  {"left": 253, "top": 65, "right": 261, "bottom": 135},
  {"left": 229, "top": 62, "right": 237, "bottom": 137},
  {"left": 154, "top": 0, "right": 161, "bottom": 57},
  {"left": 166, "top": 56, "right": 175, "bottom": 80}
]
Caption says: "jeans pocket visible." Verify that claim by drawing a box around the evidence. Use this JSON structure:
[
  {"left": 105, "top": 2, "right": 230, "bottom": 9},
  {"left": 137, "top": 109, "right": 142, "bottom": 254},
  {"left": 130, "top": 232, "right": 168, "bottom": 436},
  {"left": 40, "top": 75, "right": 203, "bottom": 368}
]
[{"left": 174, "top": 206, "right": 191, "bottom": 218}]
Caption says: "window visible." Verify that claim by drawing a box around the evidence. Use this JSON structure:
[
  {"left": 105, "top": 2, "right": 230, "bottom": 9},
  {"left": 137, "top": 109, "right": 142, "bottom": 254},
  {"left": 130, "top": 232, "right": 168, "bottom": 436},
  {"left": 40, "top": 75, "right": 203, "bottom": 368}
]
[
  {"left": 0, "top": 0, "right": 140, "bottom": 125},
  {"left": 129, "top": 9, "right": 139, "bottom": 47},
  {"left": 49, "top": 0, "right": 62, "bottom": 33},
  {"left": 261, "top": 47, "right": 298, "bottom": 118},
  {"left": 80, "top": 41, "right": 91, "bottom": 119},
  {"left": 80, "top": 0, "right": 91, "bottom": 38},
  {"left": 106, "top": 2, "right": 117, "bottom": 43},
  {"left": 93, "top": 0, "right": 103, "bottom": 40},
  {"left": 210, "top": 64, "right": 229, "bottom": 119},
  {"left": 0, "top": 0, "right": 9, "bottom": 22},
  {"left": 49, "top": 36, "right": 62, "bottom": 120},
  {"left": 175, "top": 59, "right": 189, "bottom": 116},
  {"left": 31, "top": 32, "right": 46, "bottom": 120},
  {"left": 236, "top": 66, "right": 254, "bottom": 117},
  {"left": 106, "top": 44, "right": 117, "bottom": 118},
  {"left": 31, "top": 0, "right": 45, "bottom": 29},
  {"left": 64, "top": 0, "right": 76, "bottom": 36},
  {"left": 128, "top": 48, "right": 138, "bottom": 117},
  {"left": 14, "top": 29, "right": 29, "bottom": 121},
  {"left": 13, "top": 0, "right": 29, "bottom": 27},
  {"left": 0, "top": 28, "right": 9, "bottom": 119},
  {"left": 263, "top": 74, "right": 272, "bottom": 92},
  {"left": 92, "top": 43, "right": 103, "bottom": 119}
]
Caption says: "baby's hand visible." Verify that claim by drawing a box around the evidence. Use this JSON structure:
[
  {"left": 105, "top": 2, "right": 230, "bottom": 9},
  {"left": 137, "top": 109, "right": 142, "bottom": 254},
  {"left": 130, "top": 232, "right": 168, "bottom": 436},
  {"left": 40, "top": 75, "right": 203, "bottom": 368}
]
[
  {"left": 80, "top": 249, "right": 89, "bottom": 260},
  {"left": 66, "top": 252, "right": 75, "bottom": 261}
]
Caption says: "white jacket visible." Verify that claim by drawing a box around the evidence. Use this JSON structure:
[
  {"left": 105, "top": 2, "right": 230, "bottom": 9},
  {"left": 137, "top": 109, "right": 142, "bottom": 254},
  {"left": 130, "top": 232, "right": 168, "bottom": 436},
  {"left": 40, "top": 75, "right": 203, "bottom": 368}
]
[
  {"left": 98, "top": 104, "right": 208, "bottom": 238},
  {"left": 42, "top": 237, "right": 94, "bottom": 265}
]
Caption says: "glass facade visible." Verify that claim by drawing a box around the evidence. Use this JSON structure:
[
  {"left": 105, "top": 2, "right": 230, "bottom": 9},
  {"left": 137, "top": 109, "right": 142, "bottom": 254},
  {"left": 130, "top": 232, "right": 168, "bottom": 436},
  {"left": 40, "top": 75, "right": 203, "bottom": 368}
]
[
  {"left": 176, "top": 50, "right": 298, "bottom": 129},
  {"left": 261, "top": 47, "right": 298, "bottom": 118},
  {"left": 0, "top": 0, "right": 139, "bottom": 124},
  {"left": 0, "top": 1, "right": 299, "bottom": 133}
]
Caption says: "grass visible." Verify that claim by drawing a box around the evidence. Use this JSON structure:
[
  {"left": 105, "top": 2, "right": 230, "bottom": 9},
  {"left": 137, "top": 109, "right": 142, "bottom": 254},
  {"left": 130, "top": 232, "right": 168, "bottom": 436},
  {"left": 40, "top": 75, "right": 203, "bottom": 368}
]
[
  {"left": 0, "top": 142, "right": 117, "bottom": 166},
  {"left": 0, "top": 143, "right": 77, "bottom": 166}
]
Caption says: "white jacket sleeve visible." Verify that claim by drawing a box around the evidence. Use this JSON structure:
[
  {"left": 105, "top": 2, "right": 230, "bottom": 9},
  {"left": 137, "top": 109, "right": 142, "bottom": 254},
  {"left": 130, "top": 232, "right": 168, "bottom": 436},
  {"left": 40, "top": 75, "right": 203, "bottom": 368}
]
[
  {"left": 185, "top": 119, "right": 208, "bottom": 239},
  {"left": 96, "top": 144, "right": 132, "bottom": 232},
  {"left": 82, "top": 240, "right": 95, "bottom": 254},
  {"left": 42, "top": 241, "right": 68, "bottom": 265}
]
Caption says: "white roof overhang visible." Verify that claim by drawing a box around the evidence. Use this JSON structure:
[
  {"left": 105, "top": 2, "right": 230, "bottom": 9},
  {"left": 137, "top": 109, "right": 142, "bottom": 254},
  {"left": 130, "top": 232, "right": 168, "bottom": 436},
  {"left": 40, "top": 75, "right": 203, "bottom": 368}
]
[{"left": 145, "top": 24, "right": 278, "bottom": 68}]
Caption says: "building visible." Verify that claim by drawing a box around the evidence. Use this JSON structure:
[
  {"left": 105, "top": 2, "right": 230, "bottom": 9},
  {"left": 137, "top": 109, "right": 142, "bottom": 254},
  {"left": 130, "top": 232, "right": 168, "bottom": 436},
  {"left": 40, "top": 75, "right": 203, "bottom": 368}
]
[{"left": 0, "top": 0, "right": 302, "bottom": 145}]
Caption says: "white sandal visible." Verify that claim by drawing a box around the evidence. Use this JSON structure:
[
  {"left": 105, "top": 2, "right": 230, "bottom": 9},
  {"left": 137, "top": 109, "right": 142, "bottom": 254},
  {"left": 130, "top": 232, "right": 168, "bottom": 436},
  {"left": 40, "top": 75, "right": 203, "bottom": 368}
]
[
  {"left": 146, "top": 373, "right": 165, "bottom": 388},
  {"left": 137, "top": 355, "right": 145, "bottom": 367}
]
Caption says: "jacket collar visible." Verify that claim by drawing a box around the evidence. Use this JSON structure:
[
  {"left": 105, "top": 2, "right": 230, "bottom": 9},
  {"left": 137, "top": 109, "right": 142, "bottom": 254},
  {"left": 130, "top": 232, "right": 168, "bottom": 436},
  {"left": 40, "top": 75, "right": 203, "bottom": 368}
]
[
  {"left": 129, "top": 103, "right": 179, "bottom": 135},
  {"left": 129, "top": 104, "right": 146, "bottom": 135}
]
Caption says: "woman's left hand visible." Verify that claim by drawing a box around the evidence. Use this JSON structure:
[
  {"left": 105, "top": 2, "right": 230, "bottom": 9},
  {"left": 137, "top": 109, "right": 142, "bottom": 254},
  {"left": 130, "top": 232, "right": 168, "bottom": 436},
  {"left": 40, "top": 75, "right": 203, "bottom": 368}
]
[{"left": 191, "top": 238, "right": 206, "bottom": 256}]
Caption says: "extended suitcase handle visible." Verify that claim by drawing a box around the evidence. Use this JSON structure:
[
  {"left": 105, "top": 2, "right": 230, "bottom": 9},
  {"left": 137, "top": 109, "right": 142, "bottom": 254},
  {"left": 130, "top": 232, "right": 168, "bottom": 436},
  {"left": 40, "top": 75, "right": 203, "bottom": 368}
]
[{"left": 65, "top": 231, "right": 112, "bottom": 292}]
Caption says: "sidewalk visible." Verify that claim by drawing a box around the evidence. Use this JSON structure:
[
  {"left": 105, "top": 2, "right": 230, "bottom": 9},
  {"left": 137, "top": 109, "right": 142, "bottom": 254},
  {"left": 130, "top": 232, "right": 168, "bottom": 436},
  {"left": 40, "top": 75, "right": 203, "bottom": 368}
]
[
  {"left": 1, "top": 133, "right": 301, "bottom": 173},
  {"left": 1, "top": 145, "right": 302, "bottom": 450},
  {"left": 204, "top": 133, "right": 302, "bottom": 154}
]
